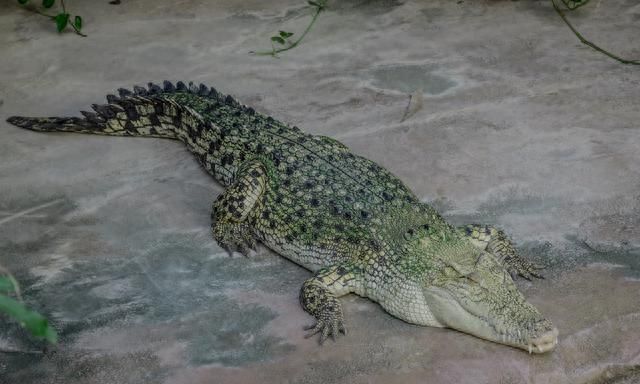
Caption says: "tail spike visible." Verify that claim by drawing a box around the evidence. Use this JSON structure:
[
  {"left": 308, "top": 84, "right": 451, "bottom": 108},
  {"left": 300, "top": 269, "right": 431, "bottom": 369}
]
[
  {"left": 92, "top": 104, "right": 117, "bottom": 119},
  {"left": 224, "top": 95, "right": 236, "bottom": 105},
  {"left": 208, "top": 87, "right": 219, "bottom": 98},
  {"left": 188, "top": 82, "right": 198, "bottom": 93},
  {"left": 118, "top": 88, "right": 133, "bottom": 98},
  {"left": 106, "top": 94, "right": 119, "bottom": 103},
  {"left": 163, "top": 80, "right": 175, "bottom": 92},
  {"left": 80, "top": 110, "right": 104, "bottom": 123},
  {"left": 176, "top": 81, "right": 187, "bottom": 91},
  {"left": 198, "top": 83, "right": 208, "bottom": 96},
  {"left": 133, "top": 85, "right": 148, "bottom": 95},
  {"left": 148, "top": 83, "right": 162, "bottom": 94}
]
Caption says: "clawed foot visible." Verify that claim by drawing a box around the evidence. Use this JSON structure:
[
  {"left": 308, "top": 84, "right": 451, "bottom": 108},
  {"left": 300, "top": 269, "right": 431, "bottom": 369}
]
[
  {"left": 212, "top": 222, "right": 256, "bottom": 257},
  {"left": 303, "top": 300, "right": 346, "bottom": 344},
  {"left": 221, "top": 245, "right": 257, "bottom": 257},
  {"left": 507, "top": 257, "right": 544, "bottom": 280},
  {"left": 299, "top": 265, "right": 359, "bottom": 345}
]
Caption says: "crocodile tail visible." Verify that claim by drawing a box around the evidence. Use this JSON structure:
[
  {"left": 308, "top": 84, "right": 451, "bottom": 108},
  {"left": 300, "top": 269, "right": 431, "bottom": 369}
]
[
  {"left": 6, "top": 115, "right": 105, "bottom": 134},
  {"left": 6, "top": 81, "right": 210, "bottom": 139}
]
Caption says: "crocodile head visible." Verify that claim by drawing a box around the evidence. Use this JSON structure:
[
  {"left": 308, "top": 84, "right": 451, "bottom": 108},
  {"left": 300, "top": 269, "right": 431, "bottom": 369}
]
[
  {"left": 396, "top": 222, "right": 558, "bottom": 353},
  {"left": 416, "top": 237, "right": 558, "bottom": 354}
]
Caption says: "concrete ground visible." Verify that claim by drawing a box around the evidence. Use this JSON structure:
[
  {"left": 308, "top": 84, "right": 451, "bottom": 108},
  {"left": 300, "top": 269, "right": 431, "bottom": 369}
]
[{"left": 1, "top": 0, "right": 639, "bottom": 383}]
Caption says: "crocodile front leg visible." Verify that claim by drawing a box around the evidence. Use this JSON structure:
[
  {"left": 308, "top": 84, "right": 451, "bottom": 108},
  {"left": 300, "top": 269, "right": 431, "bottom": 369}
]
[
  {"left": 211, "top": 160, "right": 267, "bottom": 256},
  {"left": 300, "top": 264, "right": 363, "bottom": 344},
  {"left": 459, "top": 224, "right": 543, "bottom": 280}
]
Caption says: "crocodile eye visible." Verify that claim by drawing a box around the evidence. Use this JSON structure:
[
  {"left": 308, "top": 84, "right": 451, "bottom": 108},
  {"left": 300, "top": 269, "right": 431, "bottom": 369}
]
[{"left": 421, "top": 224, "right": 430, "bottom": 231}]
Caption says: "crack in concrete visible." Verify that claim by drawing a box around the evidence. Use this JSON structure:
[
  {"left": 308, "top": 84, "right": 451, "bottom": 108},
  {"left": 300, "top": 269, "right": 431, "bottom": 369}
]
[{"left": 0, "top": 198, "right": 64, "bottom": 226}]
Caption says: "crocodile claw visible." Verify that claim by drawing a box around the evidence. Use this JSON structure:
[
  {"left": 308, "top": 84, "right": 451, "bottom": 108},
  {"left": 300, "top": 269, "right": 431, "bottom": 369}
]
[
  {"left": 212, "top": 222, "right": 257, "bottom": 257},
  {"left": 304, "top": 319, "right": 346, "bottom": 344},
  {"left": 302, "top": 298, "right": 347, "bottom": 344},
  {"left": 221, "top": 242, "right": 256, "bottom": 258},
  {"left": 510, "top": 259, "right": 545, "bottom": 280}
]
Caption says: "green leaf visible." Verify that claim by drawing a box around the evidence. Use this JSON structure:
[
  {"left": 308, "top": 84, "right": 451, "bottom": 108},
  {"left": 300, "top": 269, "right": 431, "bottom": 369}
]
[
  {"left": 279, "top": 30, "right": 294, "bottom": 39},
  {"left": 42, "top": 0, "right": 55, "bottom": 8},
  {"left": 74, "top": 15, "right": 82, "bottom": 30},
  {"left": 271, "top": 36, "right": 285, "bottom": 45},
  {"left": 0, "top": 295, "right": 57, "bottom": 343},
  {"left": 55, "top": 13, "right": 69, "bottom": 33},
  {"left": 0, "top": 277, "right": 15, "bottom": 293},
  {"left": 18, "top": 0, "right": 29, "bottom": 4}
]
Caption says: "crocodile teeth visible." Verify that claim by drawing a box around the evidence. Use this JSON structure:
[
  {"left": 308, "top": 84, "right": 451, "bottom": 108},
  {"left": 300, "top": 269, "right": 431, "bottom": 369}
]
[{"left": 528, "top": 344, "right": 532, "bottom": 354}]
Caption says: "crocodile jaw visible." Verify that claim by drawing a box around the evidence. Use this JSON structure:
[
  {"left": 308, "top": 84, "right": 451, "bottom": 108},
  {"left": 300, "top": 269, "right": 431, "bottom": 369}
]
[{"left": 423, "top": 286, "right": 558, "bottom": 353}]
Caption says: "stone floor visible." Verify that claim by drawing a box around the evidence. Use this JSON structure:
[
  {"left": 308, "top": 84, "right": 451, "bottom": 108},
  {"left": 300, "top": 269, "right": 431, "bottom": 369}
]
[{"left": 1, "top": 1, "right": 639, "bottom": 383}]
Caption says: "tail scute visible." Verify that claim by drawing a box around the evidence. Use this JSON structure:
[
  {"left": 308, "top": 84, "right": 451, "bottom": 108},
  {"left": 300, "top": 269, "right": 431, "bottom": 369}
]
[
  {"left": 148, "top": 83, "right": 162, "bottom": 94},
  {"left": 7, "top": 80, "right": 244, "bottom": 139},
  {"left": 162, "top": 81, "right": 175, "bottom": 92},
  {"left": 133, "top": 85, "right": 147, "bottom": 96},
  {"left": 118, "top": 88, "right": 133, "bottom": 98},
  {"left": 80, "top": 110, "right": 104, "bottom": 124}
]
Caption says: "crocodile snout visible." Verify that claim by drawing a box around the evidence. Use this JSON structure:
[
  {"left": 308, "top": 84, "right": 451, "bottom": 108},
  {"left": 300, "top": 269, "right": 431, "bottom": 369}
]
[{"left": 527, "top": 327, "right": 559, "bottom": 354}]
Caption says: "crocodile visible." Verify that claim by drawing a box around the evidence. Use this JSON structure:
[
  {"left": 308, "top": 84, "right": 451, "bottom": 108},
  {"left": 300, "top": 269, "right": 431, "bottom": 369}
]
[{"left": 7, "top": 81, "right": 558, "bottom": 354}]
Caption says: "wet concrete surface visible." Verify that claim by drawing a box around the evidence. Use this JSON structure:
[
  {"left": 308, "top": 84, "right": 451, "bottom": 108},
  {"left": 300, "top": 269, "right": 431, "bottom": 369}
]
[{"left": 0, "top": 0, "right": 639, "bottom": 383}]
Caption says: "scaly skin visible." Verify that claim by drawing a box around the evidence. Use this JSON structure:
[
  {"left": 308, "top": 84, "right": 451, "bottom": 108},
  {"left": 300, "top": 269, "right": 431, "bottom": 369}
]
[{"left": 7, "top": 81, "right": 558, "bottom": 353}]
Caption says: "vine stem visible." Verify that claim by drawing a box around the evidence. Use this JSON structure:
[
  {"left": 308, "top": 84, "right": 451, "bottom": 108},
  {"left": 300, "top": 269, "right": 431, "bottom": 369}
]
[
  {"left": 0, "top": 265, "right": 22, "bottom": 303},
  {"left": 60, "top": 0, "right": 87, "bottom": 37},
  {"left": 18, "top": 0, "right": 86, "bottom": 37},
  {"left": 552, "top": 0, "right": 639, "bottom": 65},
  {"left": 69, "top": 22, "right": 87, "bottom": 37},
  {"left": 252, "top": 2, "right": 326, "bottom": 57}
]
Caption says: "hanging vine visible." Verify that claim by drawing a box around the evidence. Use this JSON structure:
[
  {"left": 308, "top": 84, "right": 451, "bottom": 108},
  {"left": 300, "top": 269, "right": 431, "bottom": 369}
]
[
  {"left": 251, "top": 0, "right": 327, "bottom": 57},
  {"left": 0, "top": 265, "right": 57, "bottom": 351},
  {"left": 552, "top": 0, "right": 639, "bottom": 65},
  {"left": 17, "top": 0, "right": 85, "bottom": 37}
]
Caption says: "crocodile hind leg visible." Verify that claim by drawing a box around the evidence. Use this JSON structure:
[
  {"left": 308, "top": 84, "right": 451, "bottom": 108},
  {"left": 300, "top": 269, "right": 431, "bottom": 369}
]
[
  {"left": 211, "top": 161, "right": 267, "bottom": 256},
  {"left": 459, "top": 224, "right": 543, "bottom": 280},
  {"left": 300, "top": 264, "right": 363, "bottom": 344}
]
